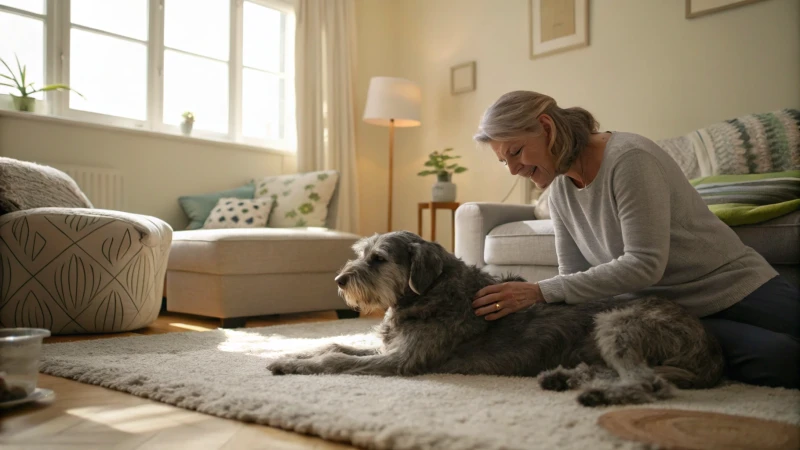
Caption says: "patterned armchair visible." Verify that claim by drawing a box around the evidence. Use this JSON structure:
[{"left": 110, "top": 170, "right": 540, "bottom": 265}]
[{"left": 0, "top": 158, "right": 172, "bottom": 334}]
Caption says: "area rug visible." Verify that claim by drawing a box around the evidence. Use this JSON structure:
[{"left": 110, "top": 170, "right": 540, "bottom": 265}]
[{"left": 40, "top": 318, "right": 800, "bottom": 450}]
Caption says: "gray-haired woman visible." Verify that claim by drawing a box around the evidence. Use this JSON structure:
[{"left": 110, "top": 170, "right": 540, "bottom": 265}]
[{"left": 471, "top": 90, "right": 799, "bottom": 389}]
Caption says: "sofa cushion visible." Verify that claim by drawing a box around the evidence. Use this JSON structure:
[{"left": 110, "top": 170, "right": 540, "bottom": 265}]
[
  {"left": 483, "top": 212, "right": 799, "bottom": 269},
  {"left": 485, "top": 220, "right": 558, "bottom": 267},
  {"left": 731, "top": 211, "right": 800, "bottom": 265},
  {"left": 178, "top": 183, "right": 255, "bottom": 230},
  {"left": 168, "top": 228, "right": 360, "bottom": 275},
  {"left": 254, "top": 170, "right": 339, "bottom": 228},
  {"left": 202, "top": 197, "right": 274, "bottom": 229}
]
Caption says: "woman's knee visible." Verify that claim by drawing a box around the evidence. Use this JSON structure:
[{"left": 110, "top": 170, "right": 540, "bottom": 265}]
[{"left": 726, "top": 333, "right": 800, "bottom": 389}]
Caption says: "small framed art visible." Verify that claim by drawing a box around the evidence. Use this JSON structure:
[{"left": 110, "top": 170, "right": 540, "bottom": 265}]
[
  {"left": 451, "top": 61, "right": 476, "bottom": 95},
  {"left": 686, "top": 0, "right": 767, "bottom": 19},
  {"left": 530, "top": 0, "right": 589, "bottom": 59}
]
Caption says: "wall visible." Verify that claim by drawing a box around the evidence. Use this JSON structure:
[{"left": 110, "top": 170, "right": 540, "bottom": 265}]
[
  {"left": 0, "top": 113, "right": 294, "bottom": 228},
  {"left": 354, "top": 0, "right": 800, "bottom": 249}
]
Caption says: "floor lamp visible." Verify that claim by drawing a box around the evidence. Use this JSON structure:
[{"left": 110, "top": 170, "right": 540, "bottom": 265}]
[{"left": 362, "top": 77, "right": 422, "bottom": 232}]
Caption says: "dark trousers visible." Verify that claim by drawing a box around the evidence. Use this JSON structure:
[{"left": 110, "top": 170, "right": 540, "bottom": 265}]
[{"left": 701, "top": 275, "right": 800, "bottom": 389}]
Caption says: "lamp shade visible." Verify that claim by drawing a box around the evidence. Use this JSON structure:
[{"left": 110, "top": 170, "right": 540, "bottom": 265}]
[{"left": 363, "top": 77, "right": 422, "bottom": 128}]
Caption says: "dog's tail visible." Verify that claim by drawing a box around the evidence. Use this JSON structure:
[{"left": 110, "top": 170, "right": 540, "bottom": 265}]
[{"left": 653, "top": 365, "right": 710, "bottom": 389}]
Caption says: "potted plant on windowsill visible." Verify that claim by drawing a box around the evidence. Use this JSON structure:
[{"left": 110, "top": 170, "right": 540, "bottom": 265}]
[
  {"left": 0, "top": 55, "right": 83, "bottom": 112},
  {"left": 181, "top": 111, "right": 195, "bottom": 136},
  {"left": 417, "top": 148, "right": 468, "bottom": 202}
]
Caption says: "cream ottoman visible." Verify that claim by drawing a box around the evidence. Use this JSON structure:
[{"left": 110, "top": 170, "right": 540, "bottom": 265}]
[{"left": 165, "top": 228, "right": 361, "bottom": 327}]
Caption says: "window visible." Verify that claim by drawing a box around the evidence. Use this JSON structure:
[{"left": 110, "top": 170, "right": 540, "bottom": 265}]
[
  {"left": 0, "top": 0, "right": 297, "bottom": 152},
  {"left": 163, "top": 0, "right": 229, "bottom": 134},
  {"left": 68, "top": 0, "right": 149, "bottom": 121},
  {"left": 0, "top": 0, "right": 45, "bottom": 99}
]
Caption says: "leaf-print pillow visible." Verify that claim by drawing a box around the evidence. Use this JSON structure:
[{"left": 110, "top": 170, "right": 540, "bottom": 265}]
[
  {"left": 202, "top": 197, "right": 274, "bottom": 229},
  {"left": 253, "top": 170, "right": 339, "bottom": 228}
]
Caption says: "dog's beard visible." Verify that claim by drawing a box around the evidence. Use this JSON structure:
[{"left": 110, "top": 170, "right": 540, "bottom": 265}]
[{"left": 337, "top": 271, "right": 402, "bottom": 313}]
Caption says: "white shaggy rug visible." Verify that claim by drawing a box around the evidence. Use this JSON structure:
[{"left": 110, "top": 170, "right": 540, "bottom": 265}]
[{"left": 40, "top": 318, "right": 800, "bottom": 450}]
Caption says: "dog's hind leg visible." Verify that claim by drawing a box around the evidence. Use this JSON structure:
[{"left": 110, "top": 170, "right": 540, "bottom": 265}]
[
  {"left": 577, "top": 304, "right": 676, "bottom": 406},
  {"left": 538, "top": 363, "right": 616, "bottom": 391},
  {"left": 292, "top": 343, "right": 380, "bottom": 359}
]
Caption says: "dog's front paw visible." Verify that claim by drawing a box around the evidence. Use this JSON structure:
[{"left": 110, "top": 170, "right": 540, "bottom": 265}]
[
  {"left": 267, "top": 357, "right": 318, "bottom": 375},
  {"left": 538, "top": 369, "right": 571, "bottom": 392},
  {"left": 577, "top": 389, "right": 609, "bottom": 407}
]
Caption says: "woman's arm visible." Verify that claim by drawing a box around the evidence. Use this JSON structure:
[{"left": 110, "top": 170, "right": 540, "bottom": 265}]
[{"left": 538, "top": 152, "right": 671, "bottom": 303}]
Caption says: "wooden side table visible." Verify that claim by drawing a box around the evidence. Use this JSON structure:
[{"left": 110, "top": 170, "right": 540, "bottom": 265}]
[{"left": 417, "top": 202, "right": 460, "bottom": 250}]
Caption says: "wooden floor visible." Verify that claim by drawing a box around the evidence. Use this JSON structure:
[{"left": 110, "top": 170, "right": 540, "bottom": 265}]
[{"left": 1, "top": 310, "right": 384, "bottom": 450}]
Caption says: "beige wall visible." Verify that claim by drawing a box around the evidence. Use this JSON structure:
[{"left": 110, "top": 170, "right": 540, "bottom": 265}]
[
  {"left": 354, "top": 0, "right": 800, "bottom": 249},
  {"left": 0, "top": 113, "right": 293, "bottom": 228}
]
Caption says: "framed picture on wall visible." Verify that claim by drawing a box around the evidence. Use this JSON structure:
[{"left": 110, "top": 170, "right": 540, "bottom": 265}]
[
  {"left": 451, "top": 61, "right": 476, "bottom": 95},
  {"left": 529, "top": 0, "right": 589, "bottom": 59},
  {"left": 686, "top": 0, "right": 768, "bottom": 18}
]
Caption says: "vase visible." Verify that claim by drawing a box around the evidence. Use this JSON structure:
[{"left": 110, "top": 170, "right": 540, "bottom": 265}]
[
  {"left": 180, "top": 121, "right": 194, "bottom": 136},
  {"left": 11, "top": 95, "right": 35, "bottom": 112},
  {"left": 432, "top": 173, "right": 457, "bottom": 202}
]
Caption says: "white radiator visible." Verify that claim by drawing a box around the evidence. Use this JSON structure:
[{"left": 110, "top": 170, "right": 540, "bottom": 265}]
[{"left": 53, "top": 164, "right": 125, "bottom": 211}]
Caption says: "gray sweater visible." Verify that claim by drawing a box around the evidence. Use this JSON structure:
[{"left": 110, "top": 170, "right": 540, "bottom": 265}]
[{"left": 537, "top": 132, "right": 777, "bottom": 317}]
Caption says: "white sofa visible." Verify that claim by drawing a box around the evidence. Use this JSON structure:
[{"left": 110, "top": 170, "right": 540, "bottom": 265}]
[{"left": 165, "top": 181, "right": 361, "bottom": 327}]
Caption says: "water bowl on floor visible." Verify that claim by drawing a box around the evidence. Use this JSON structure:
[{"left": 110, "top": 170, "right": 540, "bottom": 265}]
[{"left": 0, "top": 328, "right": 51, "bottom": 403}]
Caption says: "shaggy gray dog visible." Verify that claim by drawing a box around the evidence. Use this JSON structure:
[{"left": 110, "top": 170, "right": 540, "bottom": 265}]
[{"left": 267, "top": 231, "right": 725, "bottom": 406}]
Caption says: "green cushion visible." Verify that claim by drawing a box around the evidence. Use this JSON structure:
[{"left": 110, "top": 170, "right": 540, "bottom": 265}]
[
  {"left": 178, "top": 183, "right": 256, "bottom": 230},
  {"left": 708, "top": 200, "right": 800, "bottom": 226}
]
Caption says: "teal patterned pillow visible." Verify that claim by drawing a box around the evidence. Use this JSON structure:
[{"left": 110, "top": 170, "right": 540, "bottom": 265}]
[
  {"left": 178, "top": 183, "right": 255, "bottom": 230},
  {"left": 254, "top": 170, "right": 338, "bottom": 228}
]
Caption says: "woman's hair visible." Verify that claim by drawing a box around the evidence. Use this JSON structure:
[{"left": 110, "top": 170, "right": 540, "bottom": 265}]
[{"left": 474, "top": 91, "right": 599, "bottom": 174}]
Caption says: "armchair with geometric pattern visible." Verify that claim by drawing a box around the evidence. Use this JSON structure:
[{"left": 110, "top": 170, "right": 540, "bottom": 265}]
[{"left": 0, "top": 157, "right": 172, "bottom": 335}]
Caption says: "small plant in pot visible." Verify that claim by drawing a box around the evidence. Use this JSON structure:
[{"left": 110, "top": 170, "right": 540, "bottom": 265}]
[
  {"left": 181, "top": 111, "right": 195, "bottom": 136},
  {"left": 417, "top": 148, "right": 468, "bottom": 202},
  {"left": 0, "top": 54, "right": 83, "bottom": 112}
]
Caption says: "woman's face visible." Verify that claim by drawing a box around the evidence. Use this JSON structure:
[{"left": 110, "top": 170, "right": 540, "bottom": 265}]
[{"left": 490, "top": 115, "right": 557, "bottom": 189}]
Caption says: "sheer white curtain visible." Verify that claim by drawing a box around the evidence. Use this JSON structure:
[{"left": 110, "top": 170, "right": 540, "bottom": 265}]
[{"left": 295, "top": 0, "right": 360, "bottom": 233}]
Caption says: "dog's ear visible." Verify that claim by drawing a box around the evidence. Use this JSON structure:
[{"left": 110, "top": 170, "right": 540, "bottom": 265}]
[{"left": 408, "top": 241, "right": 444, "bottom": 295}]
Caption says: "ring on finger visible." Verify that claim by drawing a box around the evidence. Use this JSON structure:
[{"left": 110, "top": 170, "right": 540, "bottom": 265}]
[{"left": 495, "top": 302, "right": 501, "bottom": 310}]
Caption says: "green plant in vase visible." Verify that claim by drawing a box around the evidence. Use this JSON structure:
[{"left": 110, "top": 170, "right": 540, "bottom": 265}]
[
  {"left": 0, "top": 54, "right": 83, "bottom": 112},
  {"left": 181, "top": 111, "right": 195, "bottom": 136},
  {"left": 417, "top": 148, "right": 468, "bottom": 202}
]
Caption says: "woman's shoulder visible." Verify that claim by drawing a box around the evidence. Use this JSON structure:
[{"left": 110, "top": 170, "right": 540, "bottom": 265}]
[{"left": 605, "top": 132, "right": 672, "bottom": 168}]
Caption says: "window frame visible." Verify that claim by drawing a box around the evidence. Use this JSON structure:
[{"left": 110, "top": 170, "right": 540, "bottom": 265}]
[{"left": 0, "top": 0, "right": 296, "bottom": 152}]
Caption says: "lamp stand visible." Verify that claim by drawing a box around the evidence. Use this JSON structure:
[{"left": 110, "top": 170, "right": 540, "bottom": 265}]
[{"left": 387, "top": 118, "right": 395, "bottom": 232}]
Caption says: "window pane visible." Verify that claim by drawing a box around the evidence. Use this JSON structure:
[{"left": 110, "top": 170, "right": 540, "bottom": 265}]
[
  {"left": 69, "top": 29, "right": 147, "bottom": 120},
  {"left": 0, "top": 0, "right": 43, "bottom": 14},
  {"left": 71, "top": 0, "right": 147, "bottom": 41},
  {"left": 243, "top": 2, "right": 281, "bottom": 73},
  {"left": 242, "top": 68, "right": 280, "bottom": 139},
  {"left": 0, "top": 12, "right": 44, "bottom": 99},
  {"left": 165, "top": 0, "right": 229, "bottom": 61},
  {"left": 163, "top": 50, "right": 228, "bottom": 133}
]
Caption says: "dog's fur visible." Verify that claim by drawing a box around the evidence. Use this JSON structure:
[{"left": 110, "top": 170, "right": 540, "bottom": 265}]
[{"left": 267, "top": 231, "right": 725, "bottom": 406}]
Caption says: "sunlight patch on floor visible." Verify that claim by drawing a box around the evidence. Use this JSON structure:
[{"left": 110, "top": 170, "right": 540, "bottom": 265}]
[
  {"left": 216, "top": 328, "right": 380, "bottom": 356},
  {"left": 168, "top": 322, "right": 213, "bottom": 332},
  {"left": 66, "top": 404, "right": 206, "bottom": 433}
]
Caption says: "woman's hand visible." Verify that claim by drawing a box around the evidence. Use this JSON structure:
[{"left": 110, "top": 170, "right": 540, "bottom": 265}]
[{"left": 472, "top": 282, "right": 545, "bottom": 320}]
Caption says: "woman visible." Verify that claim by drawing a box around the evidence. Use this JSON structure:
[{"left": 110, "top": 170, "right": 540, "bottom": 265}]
[{"left": 470, "top": 91, "right": 799, "bottom": 389}]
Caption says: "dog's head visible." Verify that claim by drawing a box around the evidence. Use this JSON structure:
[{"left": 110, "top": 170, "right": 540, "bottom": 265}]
[{"left": 335, "top": 231, "right": 447, "bottom": 312}]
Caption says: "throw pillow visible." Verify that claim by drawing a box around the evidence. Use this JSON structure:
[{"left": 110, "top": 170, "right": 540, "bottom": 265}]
[
  {"left": 202, "top": 197, "right": 274, "bottom": 229},
  {"left": 179, "top": 183, "right": 255, "bottom": 230},
  {"left": 0, "top": 157, "right": 93, "bottom": 215},
  {"left": 254, "top": 170, "right": 339, "bottom": 228}
]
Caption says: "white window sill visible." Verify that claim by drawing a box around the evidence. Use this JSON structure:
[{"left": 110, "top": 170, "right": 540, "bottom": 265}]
[{"left": 0, "top": 107, "right": 296, "bottom": 157}]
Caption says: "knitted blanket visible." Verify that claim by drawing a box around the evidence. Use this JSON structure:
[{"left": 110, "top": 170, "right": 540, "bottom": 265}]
[{"left": 657, "top": 109, "right": 800, "bottom": 179}]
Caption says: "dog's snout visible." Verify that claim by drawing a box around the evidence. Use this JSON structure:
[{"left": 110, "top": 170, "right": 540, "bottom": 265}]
[{"left": 335, "top": 274, "right": 349, "bottom": 287}]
